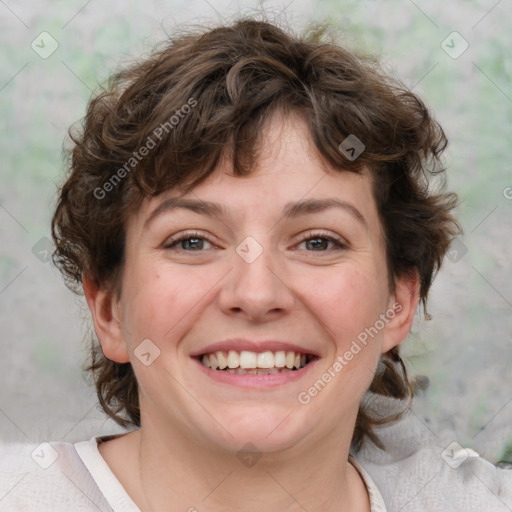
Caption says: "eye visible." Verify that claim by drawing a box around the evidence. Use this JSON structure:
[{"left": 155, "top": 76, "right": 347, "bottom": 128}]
[
  {"left": 164, "top": 232, "right": 215, "bottom": 251},
  {"left": 295, "top": 231, "right": 348, "bottom": 251}
]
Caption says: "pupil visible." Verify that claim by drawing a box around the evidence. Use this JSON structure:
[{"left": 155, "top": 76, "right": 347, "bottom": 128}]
[
  {"left": 184, "top": 238, "right": 202, "bottom": 250},
  {"left": 307, "top": 238, "right": 327, "bottom": 250}
]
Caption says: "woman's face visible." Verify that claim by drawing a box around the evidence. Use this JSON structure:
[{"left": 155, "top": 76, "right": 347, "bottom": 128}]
[{"left": 105, "top": 112, "right": 415, "bottom": 454}]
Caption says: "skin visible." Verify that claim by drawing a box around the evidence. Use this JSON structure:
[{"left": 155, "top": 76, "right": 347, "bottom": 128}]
[{"left": 84, "top": 111, "right": 419, "bottom": 511}]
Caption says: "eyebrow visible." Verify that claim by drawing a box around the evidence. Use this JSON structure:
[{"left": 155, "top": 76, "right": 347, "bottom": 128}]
[
  {"left": 144, "top": 198, "right": 225, "bottom": 229},
  {"left": 143, "top": 197, "right": 367, "bottom": 228},
  {"left": 283, "top": 198, "right": 366, "bottom": 226}
]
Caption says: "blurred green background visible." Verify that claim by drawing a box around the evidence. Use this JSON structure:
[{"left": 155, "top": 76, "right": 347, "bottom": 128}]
[{"left": 1, "top": 0, "right": 511, "bottom": 462}]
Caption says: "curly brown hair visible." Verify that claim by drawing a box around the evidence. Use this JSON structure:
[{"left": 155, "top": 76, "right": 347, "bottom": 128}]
[{"left": 51, "top": 16, "right": 460, "bottom": 451}]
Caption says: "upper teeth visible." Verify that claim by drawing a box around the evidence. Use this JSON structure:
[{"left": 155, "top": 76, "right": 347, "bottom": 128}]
[{"left": 201, "top": 350, "right": 307, "bottom": 370}]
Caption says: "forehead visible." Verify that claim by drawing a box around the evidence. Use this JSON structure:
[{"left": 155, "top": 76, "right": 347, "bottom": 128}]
[{"left": 132, "top": 112, "right": 381, "bottom": 234}]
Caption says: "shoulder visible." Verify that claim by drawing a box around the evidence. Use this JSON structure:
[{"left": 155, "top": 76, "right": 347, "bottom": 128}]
[
  {"left": 0, "top": 438, "right": 113, "bottom": 511},
  {"left": 358, "top": 442, "right": 512, "bottom": 512},
  {"left": 353, "top": 397, "right": 512, "bottom": 512}
]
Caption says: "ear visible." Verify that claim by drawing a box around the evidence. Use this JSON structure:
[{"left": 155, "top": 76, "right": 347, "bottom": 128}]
[
  {"left": 82, "top": 275, "right": 130, "bottom": 363},
  {"left": 381, "top": 270, "right": 420, "bottom": 354}
]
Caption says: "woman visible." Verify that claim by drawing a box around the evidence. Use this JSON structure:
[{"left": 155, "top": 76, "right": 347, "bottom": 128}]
[{"left": 1, "top": 16, "right": 510, "bottom": 512}]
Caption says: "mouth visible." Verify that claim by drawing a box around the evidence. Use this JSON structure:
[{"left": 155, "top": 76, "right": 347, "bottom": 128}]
[{"left": 196, "top": 350, "right": 316, "bottom": 375}]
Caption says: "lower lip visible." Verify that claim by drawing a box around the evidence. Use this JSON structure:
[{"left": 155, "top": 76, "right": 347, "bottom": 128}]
[{"left": 193, "top": 357, "right": 317, "bottom": 388}]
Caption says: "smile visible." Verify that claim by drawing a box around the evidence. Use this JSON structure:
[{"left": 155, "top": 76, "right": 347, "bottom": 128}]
[{"left": 199, "top": 350, "right": 314, "bottom": 375}]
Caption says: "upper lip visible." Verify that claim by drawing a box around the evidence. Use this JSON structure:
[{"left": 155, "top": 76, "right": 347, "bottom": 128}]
[{"left": 190, "top": 339, "right": 320, "bottom": 357}]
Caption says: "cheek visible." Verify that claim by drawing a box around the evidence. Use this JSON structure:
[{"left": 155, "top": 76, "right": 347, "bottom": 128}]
[
  {"left": 298, "top": 263, "right": 387, "bottom": 348},
  {"left": 120, "top": 262, "right": 220, "bottom": 348}
]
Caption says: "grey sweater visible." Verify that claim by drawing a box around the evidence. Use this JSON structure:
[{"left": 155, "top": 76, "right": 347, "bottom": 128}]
[{"left": 1, "top": 396, "right": 511, "bottom": 511}]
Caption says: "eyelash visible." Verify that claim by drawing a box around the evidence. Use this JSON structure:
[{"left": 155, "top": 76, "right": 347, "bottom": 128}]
[
  {"left": 299, "top": 230, "right": 348, "bottom": 251},
  {"left": 164, "top": 231, "right": 213, "bottom": 251},
  {"left": 164, "top": 230, "right": 348, "bottom": 252}
]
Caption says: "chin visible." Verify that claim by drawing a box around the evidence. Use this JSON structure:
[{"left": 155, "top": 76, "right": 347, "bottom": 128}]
[{"left": 201, "top": 405, "right": 317, "bottom": 455}]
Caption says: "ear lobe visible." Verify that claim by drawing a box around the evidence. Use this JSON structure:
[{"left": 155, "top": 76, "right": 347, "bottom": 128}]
[
  {"left": 82, "top": 275, "right": 130, "bottom": 364},
  {"left": 381, "top": 270, "right": 420, "bottom": 354}
]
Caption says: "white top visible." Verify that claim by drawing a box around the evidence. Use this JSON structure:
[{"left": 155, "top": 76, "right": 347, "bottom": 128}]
[
  {"left": 0, "top": 434, "right": 386, "bottom": 511},
  {"left": 74, "top": 436, "right": 140, "bottom": 512},
  {"left": 1, "top": 396, "right": 511, "bottom": 511},
  {"left": 349, "top": 455, "right": 388, "bottom": 511},
  {"left": 75, "top": 436, "right": 388, "bottom": 511}
]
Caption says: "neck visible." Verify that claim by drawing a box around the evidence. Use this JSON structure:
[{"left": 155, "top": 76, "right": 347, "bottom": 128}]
[{"left": 108, "top": 414, "right": 371, "bottom": 512}]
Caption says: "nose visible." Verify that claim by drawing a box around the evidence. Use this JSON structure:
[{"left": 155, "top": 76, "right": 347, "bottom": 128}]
[{"left": 217, "top": 238, "right": 295, "bottom": 323}]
